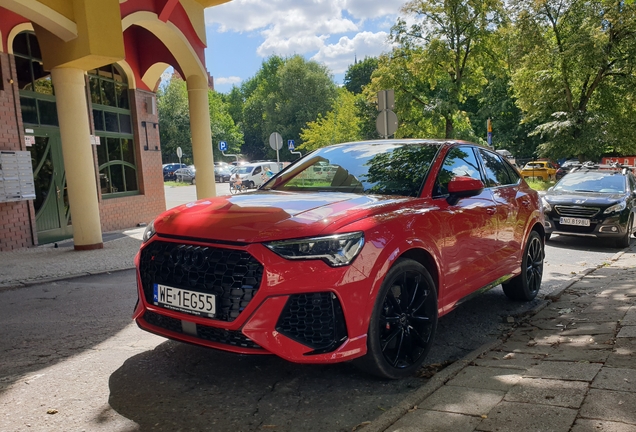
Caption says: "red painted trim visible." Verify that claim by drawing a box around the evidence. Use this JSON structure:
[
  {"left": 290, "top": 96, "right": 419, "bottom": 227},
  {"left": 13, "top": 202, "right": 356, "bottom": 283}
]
[
  {"left": 158, "top": 0, "right": 180, "bottom": 22},
  {"left": 0, "top": 7, "right": 31, "bottom": 52}
]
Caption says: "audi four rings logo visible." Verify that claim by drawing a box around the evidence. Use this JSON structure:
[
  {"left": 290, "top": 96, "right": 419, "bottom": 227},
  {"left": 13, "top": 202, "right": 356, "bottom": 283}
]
[{"left": 170, "top": 246, "right": 208, "bottom": 269}]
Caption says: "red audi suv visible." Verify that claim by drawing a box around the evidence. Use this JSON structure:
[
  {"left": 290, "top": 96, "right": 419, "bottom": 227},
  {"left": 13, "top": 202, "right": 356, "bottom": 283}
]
[{"left": 134, "top": 139, "right": 545, "bottom": 379}]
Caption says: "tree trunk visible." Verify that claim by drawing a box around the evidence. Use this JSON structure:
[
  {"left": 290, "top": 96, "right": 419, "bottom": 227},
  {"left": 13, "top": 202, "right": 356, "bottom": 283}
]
[{"left": 445, "top": 115, "right": 453, "bottom": 139}]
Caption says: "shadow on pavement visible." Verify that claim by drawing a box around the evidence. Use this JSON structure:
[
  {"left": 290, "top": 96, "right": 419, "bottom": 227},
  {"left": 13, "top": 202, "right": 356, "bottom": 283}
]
[{"left": 108, "top": 341, "right": 423, "bottom": 432}]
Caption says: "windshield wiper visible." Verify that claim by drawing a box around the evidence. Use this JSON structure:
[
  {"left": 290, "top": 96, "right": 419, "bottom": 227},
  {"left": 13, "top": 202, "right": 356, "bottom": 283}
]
[{"left": 574, "top": 189, "right": 597, "bottom": 192}]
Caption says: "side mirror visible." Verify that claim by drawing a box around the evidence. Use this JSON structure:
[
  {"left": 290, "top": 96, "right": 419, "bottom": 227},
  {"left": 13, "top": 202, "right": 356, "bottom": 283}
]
[
  {"left": 548, "top": 186, "right": 554, "bottom": 192},
  {"left": 447, "top": 176, "right": 484, "bottom": 197}
]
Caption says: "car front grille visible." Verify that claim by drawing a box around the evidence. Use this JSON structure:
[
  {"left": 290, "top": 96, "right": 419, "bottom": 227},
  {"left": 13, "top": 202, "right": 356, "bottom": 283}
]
[
  {"left": 554, "top": 205, "right": 600, "bottom": 218},
  {"left": 139, "top": 240, "right": 263, "bottom": 322},
  {"left": 276, "top": 292, "right": 347, "bottom": 354},
  {"left": 143, "top": 311, "right": 262, "bottom": 349}
]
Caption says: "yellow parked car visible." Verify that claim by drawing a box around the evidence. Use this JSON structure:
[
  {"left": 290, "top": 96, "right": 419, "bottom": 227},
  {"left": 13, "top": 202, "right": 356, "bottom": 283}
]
[{"left": 520, "top": 161, "right": 557, "bottom": 181}]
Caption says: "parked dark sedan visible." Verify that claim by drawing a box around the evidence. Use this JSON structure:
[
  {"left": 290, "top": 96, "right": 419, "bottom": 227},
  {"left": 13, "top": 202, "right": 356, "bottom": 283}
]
[
  {"left": 214, "top": 166, "right": 232, "bottom": 182},
  {"left": 543, "top": 164, "right": 636, "bottom": 247},
  {"left": 163, "top": 163, "right": 187, "bottom": 181},
  {"left": 174, "top": 166, "right": 196, "bottom": 184}
]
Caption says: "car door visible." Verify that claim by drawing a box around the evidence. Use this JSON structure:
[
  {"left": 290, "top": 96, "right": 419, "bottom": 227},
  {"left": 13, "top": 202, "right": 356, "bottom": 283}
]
[
  {"left": 477, "top": 148, "right": 527, "bottom": 272},
  {"left": 433, "top": 146, "right": 500, "bottom": 312}
]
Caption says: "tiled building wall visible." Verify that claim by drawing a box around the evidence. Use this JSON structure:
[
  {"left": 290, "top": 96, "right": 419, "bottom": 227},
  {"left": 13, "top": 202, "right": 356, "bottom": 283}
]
[
  {"left": 98, "top": 89, "right": 166, "bottom": 231},
  {"left": 0, "top": 52, "right": 36, "bottom": 251}
]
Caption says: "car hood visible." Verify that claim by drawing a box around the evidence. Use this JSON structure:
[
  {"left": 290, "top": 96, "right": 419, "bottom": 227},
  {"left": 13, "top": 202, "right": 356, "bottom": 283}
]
[
  {"left": 544, "top": 190, "right": 627, "bottom": 206},
  {"left": 153, "top": 190, "right": 412, "bottom": 243}
]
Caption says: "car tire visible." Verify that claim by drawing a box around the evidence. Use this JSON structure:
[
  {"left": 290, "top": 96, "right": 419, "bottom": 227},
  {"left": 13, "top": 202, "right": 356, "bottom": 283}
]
[
  {"left": 248, "top": 181, "right": 255, "bottom": 189},
  {"left": 502, "top": 231, "right": 544, "bottom": 301},
  {"left": 616, "top": 215, "right": 633, "bottom": 248},
  {"left": 191, "top": 178, "right": 196, "bottom": 185},
  {"left": 354, "top": 258, "right": 438, "bottom": 379}
]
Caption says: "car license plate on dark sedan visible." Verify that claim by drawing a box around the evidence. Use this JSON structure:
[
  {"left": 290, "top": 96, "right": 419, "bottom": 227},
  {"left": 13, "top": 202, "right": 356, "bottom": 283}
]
[
  {"left": 153, "top": 283, "right": 216, "bottom": 318},
  {"left": 560, "top": 217, "right": 590, "bottom": 227}
]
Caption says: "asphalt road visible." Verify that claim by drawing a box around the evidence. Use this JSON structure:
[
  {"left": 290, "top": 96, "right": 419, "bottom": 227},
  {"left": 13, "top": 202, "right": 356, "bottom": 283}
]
[{"left": 0, "top": 184, "right": 624, "bottom": 431}]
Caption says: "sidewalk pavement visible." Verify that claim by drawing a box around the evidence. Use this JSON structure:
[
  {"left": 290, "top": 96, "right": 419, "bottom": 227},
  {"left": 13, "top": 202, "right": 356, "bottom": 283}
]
[
  {"left": 1, "top": 234, "right": 635, "bottom": 432},
  {"left": 0, "top": 227, "right": 144, "bottom": 290}
]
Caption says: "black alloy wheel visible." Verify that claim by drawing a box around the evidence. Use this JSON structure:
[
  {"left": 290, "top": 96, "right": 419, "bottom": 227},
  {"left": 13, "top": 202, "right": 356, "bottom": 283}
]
[
  {"left": 355, "top": 259, "right": 438, "bottom": 379},
  {"left": 502, "top": 231, "right": 544, "bottom": 301},
  {"left": 616, "top": 214, "right": 633, "bottom": 248}
]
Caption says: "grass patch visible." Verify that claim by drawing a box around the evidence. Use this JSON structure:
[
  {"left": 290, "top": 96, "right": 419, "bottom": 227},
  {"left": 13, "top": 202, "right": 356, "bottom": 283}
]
[
  {"left": 525, "top": 178, "right": 555, "bottom": 191},
  {"left": 164, "top": 181, "right": 192, "bottom": 187}
]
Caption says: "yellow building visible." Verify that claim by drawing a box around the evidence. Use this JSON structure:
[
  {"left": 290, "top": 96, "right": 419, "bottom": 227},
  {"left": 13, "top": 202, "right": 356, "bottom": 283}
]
[{"left": 0, "top": 0, "right": 226, "bottom": 251}]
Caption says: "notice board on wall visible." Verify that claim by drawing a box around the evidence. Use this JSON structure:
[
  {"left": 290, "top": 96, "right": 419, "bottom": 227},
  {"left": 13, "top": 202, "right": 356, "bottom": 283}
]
[{"left": 0, "top": 151, "right": 36, "bottom": 203}]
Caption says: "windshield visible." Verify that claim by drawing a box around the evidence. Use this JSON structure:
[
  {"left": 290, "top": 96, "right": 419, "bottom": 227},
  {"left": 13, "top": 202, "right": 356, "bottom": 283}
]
[
  {"left": 554, "top": 171, "right": 626, "bottom": 193},
  {"left": 261, "top": 141, "right": 440, "bottom": 196},
  {"left": 237, "top": 166, "right": 254, "bottom": 175}
]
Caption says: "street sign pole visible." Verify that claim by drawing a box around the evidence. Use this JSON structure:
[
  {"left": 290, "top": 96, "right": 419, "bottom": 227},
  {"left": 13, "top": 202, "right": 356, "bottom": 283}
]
[{"left": 269, "top": 132, "right": 283, "bottom": 164}]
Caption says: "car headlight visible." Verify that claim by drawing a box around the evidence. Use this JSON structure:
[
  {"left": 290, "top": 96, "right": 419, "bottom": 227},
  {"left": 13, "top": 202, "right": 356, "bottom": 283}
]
[
  {"left": 264, "top": 232, "right": 364, "bottom": 267},
  {"left": 541, "top": 197, "right": 552, "bottom": 212},
  {"left": 142, "top": 220, "right": 156, "bottom": 243},
  {"left": 604, "top": 201, "right": 627, "bottom": 214}
]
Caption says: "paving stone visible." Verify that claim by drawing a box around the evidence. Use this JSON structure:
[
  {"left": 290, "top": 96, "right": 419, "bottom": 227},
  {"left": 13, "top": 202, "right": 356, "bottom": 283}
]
[
  {"left": 618, "top": 326, "right": 636, "bottom": 338},
  {"left": 446, "top": 366, "right": 521, "bottom": 392},
  {"left": 387, "top": 409, "right": 481, "bottom": 432},
  {"left": 476, "top": 401, "right": 577, "bottom": 432},
  {"left": 418, "top": 385, "right": 505, "bottom": 416},
  {"left": 473, "top": 352, "right": 542, "bottom": 370},
  {"left": 623, "top": 307, "right": 636, "bottom": 325},
  {"left": 532, "top": 306, "right": 582, "bottom": 320},
  {"left": 523, "top": 361, "right": 602, "bottom": 382},
  {"left": 579, "top": 388, "right": 636, "bottom": 425},
  {"left": 540, "top": 345, "right": 611, "bottom": 363},
  {"left": 571, "top": 419, "right": 636, "bottom": 432},
  {"left": 606, "top": 338, "right": 636, "bottom": 368},
  {"left": 504, "top": 377, "right": 589, "bottom": 409},
  {"left": 592, "top": 367, "right": 636, "bottom": 392},
  {"left": 529, "top": 320, "right": 617, "bottom": 335}
]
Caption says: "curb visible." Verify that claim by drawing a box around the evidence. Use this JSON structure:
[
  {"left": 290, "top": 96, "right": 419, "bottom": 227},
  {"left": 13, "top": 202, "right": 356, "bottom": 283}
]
[
  {"left": 0, "top": 266, "right": 136, "bottom": 292},
  {"left": 361, "top": 339, "right": 503, "bottom": 432}
]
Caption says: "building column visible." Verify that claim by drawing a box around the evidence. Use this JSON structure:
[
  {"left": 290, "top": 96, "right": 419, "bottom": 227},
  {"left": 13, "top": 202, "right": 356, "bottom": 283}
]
[
  {"left": 50, "top": 67, "right": 103, "bottom": 250},
  {"left": 186, "top": 74, "right": 216, "bottom": 199}
]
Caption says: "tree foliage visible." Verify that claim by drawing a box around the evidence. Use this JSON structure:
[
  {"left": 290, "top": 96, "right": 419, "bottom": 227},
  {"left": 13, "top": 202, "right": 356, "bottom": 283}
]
[
  {"left": 390, "top": 0, "right": 503, "bottom": 138},
  {"left": 344, "top": 57, "right": 379, "bottom": 94},
  {"left": 299, "top": 88, "right": 362, "bottom": 151},
  {"left": 157, "top": 76, "right": 242, "bottom": 164},
  {"left": 225, "top": 55, "right": 338, "bottom": 161},
  {"left": 510, "top": 0, "right": 636, "bottom": 159}
]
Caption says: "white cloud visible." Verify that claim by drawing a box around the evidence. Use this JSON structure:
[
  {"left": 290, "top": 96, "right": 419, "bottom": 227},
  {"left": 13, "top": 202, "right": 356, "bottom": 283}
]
[
  {"left": 215, "top": 76, "right": 242, "bottom": 85},
  {"left": 205, "top": 0, "right": 402, "bottom": 61},
  {"left": 311, "top": 31, "right": 392, "bottom": 74}
]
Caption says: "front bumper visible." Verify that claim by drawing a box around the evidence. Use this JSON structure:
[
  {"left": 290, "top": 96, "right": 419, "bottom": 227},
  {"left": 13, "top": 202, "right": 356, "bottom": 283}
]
[
  {"left": 544, "top": 213, "right": 628, "bottom": 238},
  {"left": 133, "top": 237, "right": 372, "bottom": 364}
]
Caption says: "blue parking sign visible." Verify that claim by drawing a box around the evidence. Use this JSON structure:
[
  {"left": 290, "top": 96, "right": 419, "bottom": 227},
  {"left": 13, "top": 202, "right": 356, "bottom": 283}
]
[
  {"left": 219, "top": 141, "right": 227, "bottom": 151},
  {"left": 288, "top": 140, "right": 295, "bottom": 151}
]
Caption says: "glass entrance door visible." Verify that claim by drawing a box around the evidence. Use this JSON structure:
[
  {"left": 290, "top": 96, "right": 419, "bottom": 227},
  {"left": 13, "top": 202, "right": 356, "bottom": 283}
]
[{"left": 30, "top": 129, "right": 72, "bottom": 243}]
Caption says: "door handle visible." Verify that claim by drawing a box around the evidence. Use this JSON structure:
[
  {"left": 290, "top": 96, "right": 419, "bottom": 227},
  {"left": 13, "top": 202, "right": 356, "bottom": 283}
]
[
  {"left": 486, "top": 208, "right": 496, "bottom": 215},
  {"left": 56, "top": 186, "right": 61, "bottom": 198}
]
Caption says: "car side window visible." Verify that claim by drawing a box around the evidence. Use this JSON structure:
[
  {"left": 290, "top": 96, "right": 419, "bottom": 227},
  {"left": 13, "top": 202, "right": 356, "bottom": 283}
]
[
  {"left": 253, "top": 166, "right": 262, "bottom": 175},
  {"left": 478, "top": 149, "right": 512, "bottom": 187},
  {"left": 434, "top": 146, "right": 482, "bottom": 197}
]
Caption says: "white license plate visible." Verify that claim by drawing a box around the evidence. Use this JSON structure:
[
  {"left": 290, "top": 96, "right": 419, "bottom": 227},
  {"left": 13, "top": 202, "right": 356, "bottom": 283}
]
[
  {"left": 153, "top": 284, "right": 216, "bottom": 318},
  {"left": 560, "top": 217, "right": 590, "bottom": 227}
]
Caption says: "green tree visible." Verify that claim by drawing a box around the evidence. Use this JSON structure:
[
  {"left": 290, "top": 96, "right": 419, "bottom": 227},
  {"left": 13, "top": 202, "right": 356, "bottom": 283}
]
[
  {"left": 157, "top": 76, "right": 191, "bottom": 163},
  {"left": 511, "top": 0, "right": 636, "bottom": 160},
  {"left": 157, "top": 76, "right": 243, "bottom": 164},
  {"left": 344, "top": 57, "right": 379, "bottom": 94},
  {"left": 226, "top": 55, "right": 338, "bottom": 160},
  {"left": 299, "top": 88, "right": 362, "bottom": 151},
  {"left": 391, "top": 0, "right": 503, "bottom": 138}
]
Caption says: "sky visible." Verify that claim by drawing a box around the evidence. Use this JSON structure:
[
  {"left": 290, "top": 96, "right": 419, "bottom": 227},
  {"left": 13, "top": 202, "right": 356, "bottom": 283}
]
[{"left": 203, "top": 0, "right": 406, "bottom": 93}]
